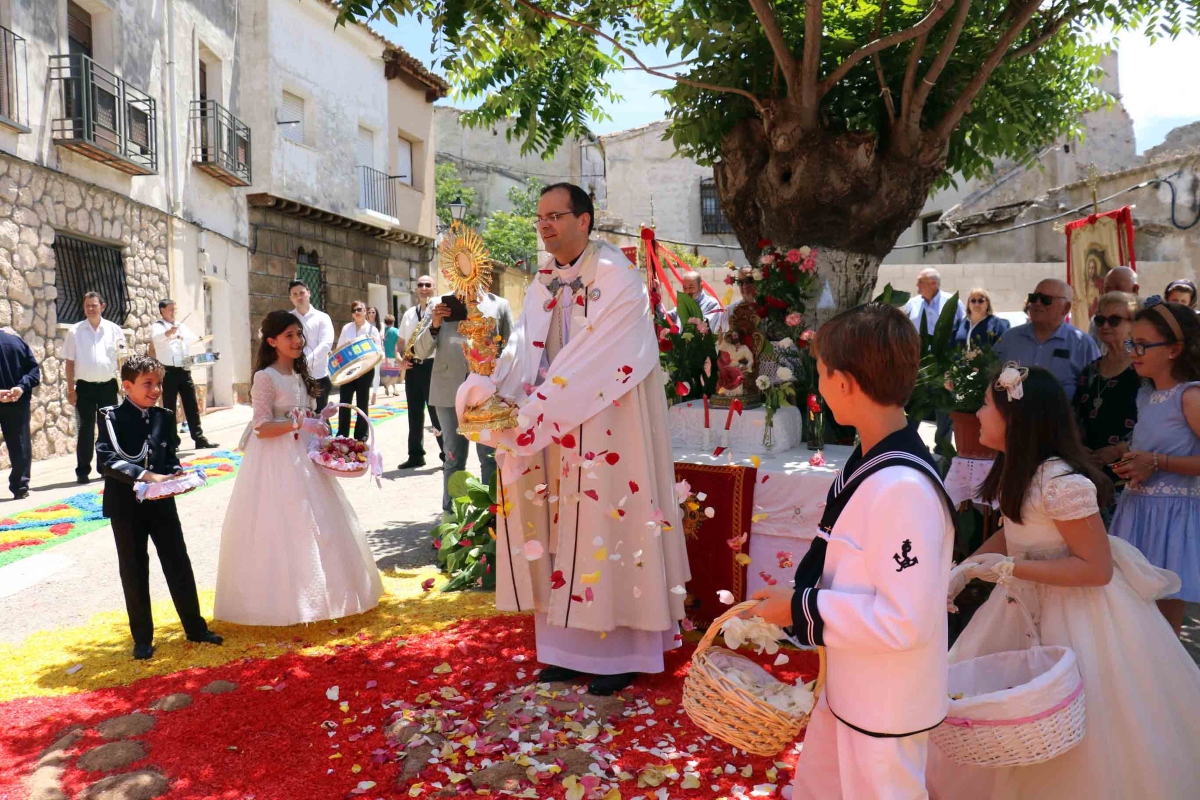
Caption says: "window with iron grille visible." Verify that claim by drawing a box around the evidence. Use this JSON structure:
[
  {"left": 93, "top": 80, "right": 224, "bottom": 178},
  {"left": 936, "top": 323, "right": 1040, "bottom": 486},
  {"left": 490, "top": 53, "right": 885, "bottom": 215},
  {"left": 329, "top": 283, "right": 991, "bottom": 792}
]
[
  {"left": 700, "top": 179, "right": 733, "bottom": 235},
  {"left": 53, "top": 234, "right": 129, "bottom": 325},
  {"left": 295, "top": 249, "right": 323, "bottom": 311}
]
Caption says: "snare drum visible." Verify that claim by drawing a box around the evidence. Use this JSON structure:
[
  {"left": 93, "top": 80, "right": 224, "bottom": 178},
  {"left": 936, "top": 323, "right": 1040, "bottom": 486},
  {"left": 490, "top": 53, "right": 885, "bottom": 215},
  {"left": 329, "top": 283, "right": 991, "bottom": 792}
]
[
  {"left": 183, "top": 352, "right": 220, "bottom": 368},
  {"left": 328, "top": 337, "right": 382, "bottom": 386}
]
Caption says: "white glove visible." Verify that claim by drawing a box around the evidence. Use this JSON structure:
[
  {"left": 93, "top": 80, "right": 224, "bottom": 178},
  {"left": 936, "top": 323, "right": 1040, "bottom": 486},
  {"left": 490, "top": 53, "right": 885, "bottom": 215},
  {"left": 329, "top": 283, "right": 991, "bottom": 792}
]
[
  {"left": 301, "top": 418, "right": 331, "bottom": 436},
  {"left": 962, "top": 553, "right": 1016, "bottom": 584},
  {"left": 456, "top": 372, "right": 497, "bottom": 424},
  {"left": 947, "top": 563, "right": 971, "bottom": 613},
  {"left": 318, "top": 404, "right": 339, "bottom": 421}
]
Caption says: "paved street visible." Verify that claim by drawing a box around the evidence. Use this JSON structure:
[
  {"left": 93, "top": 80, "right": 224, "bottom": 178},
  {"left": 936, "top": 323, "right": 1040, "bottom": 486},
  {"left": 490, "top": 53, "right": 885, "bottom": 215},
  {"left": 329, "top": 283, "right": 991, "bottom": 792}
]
[{"left": 0, "top": 388, "right": 469, "bottom": 645}]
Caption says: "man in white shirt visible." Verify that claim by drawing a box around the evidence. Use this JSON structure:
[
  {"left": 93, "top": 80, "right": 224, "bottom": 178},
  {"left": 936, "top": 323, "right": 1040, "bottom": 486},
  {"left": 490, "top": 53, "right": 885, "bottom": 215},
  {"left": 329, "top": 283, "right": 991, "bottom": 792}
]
[
  {"left": 63, "top": 291, "right": 126, "bottom": 484},
  {"left": 150, "top": 300, "right": 217, "bottom": 450},
  {"left": 669, "top": 270, "right": 723, "bottom": 331},
  {"left": 903, "top": 268, "right": 965, "bottom": 335},
  {"left": 396, "top": 275, "right": 443, "bottom": 468},
  {"left": 289, "top": 280, "right": 335, "bottom": 410}
]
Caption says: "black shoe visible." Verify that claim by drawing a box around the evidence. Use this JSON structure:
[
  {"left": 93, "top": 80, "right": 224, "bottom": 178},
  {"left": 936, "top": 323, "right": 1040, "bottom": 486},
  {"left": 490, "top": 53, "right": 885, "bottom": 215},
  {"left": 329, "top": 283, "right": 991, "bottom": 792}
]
[
  {"left": 76, "top": 475, "right": 90, "bottom": 485},
  {"left": 132, "top": 643, "right": 154, "bottom": 660},
  {"left": 187, "top": 631, "right": 223, "bottom": 646},
  {"left": 588, "top": 672, "right": 638, "bottom": 696},
  {"left": 12, "top": 489, "right": 29, "bottom": 500},
  {"left": 438, "top": 451, "right": 446, "bottom": 462},
  {"left": 193, "top": 439, "right": 218, "bottom": 449},
  {"left": 539, "top": 665, "right": 588, "bottom": 683},
  {"left": 397, "top": 458, "right": 426, "bottom": 469}
]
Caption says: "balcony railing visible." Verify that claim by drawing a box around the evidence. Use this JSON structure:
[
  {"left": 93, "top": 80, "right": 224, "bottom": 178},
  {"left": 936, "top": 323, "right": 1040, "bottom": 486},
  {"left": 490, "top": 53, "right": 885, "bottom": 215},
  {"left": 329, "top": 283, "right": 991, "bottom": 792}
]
[
  {"left": 0, "top": 25, "right": 28, "bottom": 132},
  {"left": 358, "top": 165, "right": 407, "bottom": 218},
  {"left": 49, "top": 53, "right": 157, "bottom": 175},
  {"left": 190, "top": 99, "right": 251, "bottom": 186}
]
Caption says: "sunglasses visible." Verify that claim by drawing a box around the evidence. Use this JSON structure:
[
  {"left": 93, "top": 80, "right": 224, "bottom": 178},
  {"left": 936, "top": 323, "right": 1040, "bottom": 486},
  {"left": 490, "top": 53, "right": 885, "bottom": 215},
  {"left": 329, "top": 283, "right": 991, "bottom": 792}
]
[
  {"left": 353, "top": 307, "right": 366, "bottom": 313},
  {"left": 968, "top": 297, "right": 988, "bottom": 304},
  {"left": 1093, "top": 314, "right": 1130, "bottom": 328},
  {"left": 1124, "top": 339, "right": 1172, "bottom": 356},
  {"left": 1027, "top": 292, "right": 1065, "bottom": 306}
]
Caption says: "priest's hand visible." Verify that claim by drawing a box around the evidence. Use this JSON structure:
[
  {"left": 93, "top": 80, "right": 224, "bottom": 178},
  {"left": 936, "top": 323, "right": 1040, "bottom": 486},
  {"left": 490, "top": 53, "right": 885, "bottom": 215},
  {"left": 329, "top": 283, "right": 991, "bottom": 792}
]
[
  {"left": 456, "top": 372, "right": 497, "bottom": 423},
  {"left": 747, "top": 587, "right": 794, "bottom": 628}
]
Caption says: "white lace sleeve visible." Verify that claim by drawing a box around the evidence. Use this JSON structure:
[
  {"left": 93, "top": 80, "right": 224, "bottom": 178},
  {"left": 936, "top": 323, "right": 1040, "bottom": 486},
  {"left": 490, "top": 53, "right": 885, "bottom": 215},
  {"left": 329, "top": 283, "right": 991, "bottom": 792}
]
[
  {"left": 251, "top": 370, "right": 276, "bottom": 430},
  {"left": 1042, "top": 471, "right": 1100, "bottom": 521}
]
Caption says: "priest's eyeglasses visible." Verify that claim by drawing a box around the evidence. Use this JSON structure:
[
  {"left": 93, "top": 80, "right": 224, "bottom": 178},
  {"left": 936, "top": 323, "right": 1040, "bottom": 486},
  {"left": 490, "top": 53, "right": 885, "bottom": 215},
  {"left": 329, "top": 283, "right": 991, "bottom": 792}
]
[
  {"left": 1123, "top": 339, "right": 1171, "bottom": 356},
  {"left": 535, "top": 210, "right": 577, "bottom": 225}
]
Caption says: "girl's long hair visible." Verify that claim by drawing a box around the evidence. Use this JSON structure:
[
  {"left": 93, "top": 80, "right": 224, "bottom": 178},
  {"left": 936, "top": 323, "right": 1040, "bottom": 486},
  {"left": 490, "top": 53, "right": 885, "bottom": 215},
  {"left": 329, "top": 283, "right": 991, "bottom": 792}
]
[
  {"left": 980, "top": 366, "right": 1112, "bottom": 522},
  {"left": 255, "top": 310, "right": 321, "bottom": 399}
]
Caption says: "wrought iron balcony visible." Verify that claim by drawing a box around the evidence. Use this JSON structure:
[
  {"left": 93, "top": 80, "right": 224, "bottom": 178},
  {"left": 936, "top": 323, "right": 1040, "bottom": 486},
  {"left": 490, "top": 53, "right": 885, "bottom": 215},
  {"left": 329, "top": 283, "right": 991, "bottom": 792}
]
[
  {"left": 190, "top": 99, "right": 251, "bottom": 186},
  {"left": 49, "top": 53, "right": 157, "bottom": 175},
  {"left": 358, "top": 165, "right": 406, "bottom": 218},
  {"left": 0, "top": 25, "right": 28, "bottom": 132}
]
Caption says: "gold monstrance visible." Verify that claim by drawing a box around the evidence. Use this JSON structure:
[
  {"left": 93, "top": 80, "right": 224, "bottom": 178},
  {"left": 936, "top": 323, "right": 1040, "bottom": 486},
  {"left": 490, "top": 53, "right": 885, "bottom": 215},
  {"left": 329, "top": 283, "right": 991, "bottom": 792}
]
[{"left": 440, "top": 222, "right": 520, "bottom": 435}]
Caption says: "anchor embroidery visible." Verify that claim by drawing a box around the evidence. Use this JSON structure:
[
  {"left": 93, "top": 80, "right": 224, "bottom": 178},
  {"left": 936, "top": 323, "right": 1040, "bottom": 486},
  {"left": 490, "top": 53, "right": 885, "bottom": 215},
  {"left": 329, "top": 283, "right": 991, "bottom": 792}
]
[{"left": 893, "top": 540, "right": 919, "bottom": 572}]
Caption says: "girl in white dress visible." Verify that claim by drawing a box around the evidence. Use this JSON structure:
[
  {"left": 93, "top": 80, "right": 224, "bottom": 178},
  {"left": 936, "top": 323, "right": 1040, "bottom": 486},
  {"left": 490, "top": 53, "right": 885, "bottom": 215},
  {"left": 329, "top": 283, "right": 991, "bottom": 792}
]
[
  {"left": 214, "top": 311, "right": 383, "bottom": 626},
  {"left": 934, "top": 365, "right": 1200, "bottom": 799}
]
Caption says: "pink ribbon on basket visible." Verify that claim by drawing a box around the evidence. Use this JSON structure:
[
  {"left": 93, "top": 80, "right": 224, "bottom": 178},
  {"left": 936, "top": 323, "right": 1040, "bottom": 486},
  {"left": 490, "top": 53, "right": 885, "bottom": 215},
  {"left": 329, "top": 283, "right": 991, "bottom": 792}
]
[
  {"left": 368, "top": 449, "right": 383, "bottom": 487},
  {"left": 941, "top": 682, "right": 1083, "bottom": 728}
]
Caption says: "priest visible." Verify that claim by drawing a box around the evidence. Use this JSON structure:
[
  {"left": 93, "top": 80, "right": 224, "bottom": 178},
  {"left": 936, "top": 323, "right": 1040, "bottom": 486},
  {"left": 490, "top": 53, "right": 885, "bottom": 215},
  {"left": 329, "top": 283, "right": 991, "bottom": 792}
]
[{"left": 457, "top": 182, "right": 690, "bottom": 696}]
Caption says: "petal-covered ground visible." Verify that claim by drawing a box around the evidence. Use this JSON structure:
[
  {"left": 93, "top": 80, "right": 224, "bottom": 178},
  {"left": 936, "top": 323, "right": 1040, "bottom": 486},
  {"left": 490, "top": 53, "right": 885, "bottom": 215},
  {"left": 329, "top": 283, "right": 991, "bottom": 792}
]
[{"left": 0, "top": 570, "right": 815, "bottom": 800}]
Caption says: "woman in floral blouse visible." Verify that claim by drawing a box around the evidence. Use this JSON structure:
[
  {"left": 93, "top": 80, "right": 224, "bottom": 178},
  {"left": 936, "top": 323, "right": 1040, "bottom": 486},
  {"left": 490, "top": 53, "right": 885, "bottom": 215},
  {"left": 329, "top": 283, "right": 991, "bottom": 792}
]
[{"left": 1073, "top": 291, "right": 1142, "bottom": 521}]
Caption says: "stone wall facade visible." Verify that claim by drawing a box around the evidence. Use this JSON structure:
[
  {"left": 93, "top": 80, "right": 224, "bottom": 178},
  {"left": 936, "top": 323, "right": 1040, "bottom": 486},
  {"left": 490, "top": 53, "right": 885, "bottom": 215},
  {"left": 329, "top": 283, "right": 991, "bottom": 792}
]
[
  {"left": 244, "top": 205, "right": 432, "bottom": 399},
  {"left": 0, "top": 154, "right": 170, "bottom": 469}
]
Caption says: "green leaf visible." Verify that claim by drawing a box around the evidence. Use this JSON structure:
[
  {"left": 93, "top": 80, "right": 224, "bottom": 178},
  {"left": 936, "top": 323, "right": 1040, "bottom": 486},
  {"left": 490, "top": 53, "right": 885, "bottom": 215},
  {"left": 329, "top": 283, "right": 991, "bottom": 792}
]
[
  {"left": 447, "top": 470, "right": 474, "bottom": 500},
  {"left": 674, "top": 292, "right": 704, "bottom": 327}
]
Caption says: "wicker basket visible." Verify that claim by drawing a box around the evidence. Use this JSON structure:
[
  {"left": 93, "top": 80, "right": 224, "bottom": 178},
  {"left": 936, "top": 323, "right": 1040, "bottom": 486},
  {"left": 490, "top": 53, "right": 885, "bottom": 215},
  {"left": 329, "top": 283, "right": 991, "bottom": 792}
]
[
  {"left": 683, "top": 600, "right": 825, "bottom": 756},
  {"left": 308, "top": 404, "right": 375, "bottom": 479},
  {"left": 931, "top": 645, "right": 1085, "bottom": 768}
]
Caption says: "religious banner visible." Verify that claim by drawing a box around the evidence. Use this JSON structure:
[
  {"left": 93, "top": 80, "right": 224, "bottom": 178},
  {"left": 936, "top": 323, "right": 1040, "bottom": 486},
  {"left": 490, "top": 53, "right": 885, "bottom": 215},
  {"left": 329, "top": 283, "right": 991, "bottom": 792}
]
[
  {"left": 1064, "top": 206, "right": 1136, "bottom": 324},
  {"left": 673, "top": 461, "right": 757, "bottom": 628}
]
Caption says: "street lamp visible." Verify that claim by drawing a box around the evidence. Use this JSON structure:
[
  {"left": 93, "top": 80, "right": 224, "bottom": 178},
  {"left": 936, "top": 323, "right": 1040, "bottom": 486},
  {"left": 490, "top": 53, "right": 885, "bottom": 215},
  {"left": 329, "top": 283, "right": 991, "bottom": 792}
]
[{"left": 449, "top": 195, "right": 468, "bottom": 223}]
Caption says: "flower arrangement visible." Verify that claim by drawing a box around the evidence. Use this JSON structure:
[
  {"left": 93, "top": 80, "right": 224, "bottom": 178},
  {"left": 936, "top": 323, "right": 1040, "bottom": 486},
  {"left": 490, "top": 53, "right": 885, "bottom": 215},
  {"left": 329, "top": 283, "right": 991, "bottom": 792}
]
[
  {"left": 654, "top": 289, "right": 719, "bottom": 402},
  {"left": 742, "top": 242, "right": 819, "bottom": 335},
  {"left": 432, "top": 470, "right": 498, "bottom": 592},
  {"left": 309, "top": 436, "right": 370, "bottom": 473},
  {"left": 943, "top": 343, "right": 1001, "bottom": 413}
]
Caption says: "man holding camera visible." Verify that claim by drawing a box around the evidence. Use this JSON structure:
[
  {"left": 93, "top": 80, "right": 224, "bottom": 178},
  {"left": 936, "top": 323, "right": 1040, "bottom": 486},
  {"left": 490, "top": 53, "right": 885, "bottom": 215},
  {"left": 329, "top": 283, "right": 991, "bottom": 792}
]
[{"left": 411, "top": 283, "right": 512, "bottom": 514}]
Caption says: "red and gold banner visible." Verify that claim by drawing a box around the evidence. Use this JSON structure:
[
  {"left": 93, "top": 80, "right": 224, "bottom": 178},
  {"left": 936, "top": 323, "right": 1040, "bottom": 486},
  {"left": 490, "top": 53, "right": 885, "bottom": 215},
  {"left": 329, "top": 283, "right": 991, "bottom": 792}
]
[
  {"left": 1065, "top": 206, "right": 1136, "bottom": 324},
  {"left": 674, "top": 461, "right": 758, "bottom": 628}
]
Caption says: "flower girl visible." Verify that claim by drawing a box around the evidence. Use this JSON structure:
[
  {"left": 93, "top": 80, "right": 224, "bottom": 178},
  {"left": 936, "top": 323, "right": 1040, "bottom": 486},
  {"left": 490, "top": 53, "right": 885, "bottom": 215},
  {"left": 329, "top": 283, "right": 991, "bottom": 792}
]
[
  {"left": 214, "top": 311, "right": 382, "bottom": 626},
  {"left": 933, "top": 365, "right": 1200, "bottom": 799}
]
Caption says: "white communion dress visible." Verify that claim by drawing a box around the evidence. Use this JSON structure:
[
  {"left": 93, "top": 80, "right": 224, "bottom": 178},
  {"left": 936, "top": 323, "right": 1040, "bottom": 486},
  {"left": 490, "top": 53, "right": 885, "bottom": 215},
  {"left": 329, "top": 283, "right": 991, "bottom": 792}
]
[
  {"left": 214, "top": 366, "right": 383, "bottom": 626},
  {"left": 928, "top": 458, "right": 1200, "bottom": 799}
]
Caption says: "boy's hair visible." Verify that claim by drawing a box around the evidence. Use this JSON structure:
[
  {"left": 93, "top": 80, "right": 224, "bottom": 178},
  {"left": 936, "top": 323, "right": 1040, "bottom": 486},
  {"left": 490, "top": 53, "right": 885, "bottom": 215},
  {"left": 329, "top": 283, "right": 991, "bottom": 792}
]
[
  {"left": 814, "top": 303, "right": 920, "bottom": 406},
  {"left": 384, "top": 314, "right": 395, "bottom": 326},
  {"left": 121, "top": 354, "right": 164, "bottom": 384}
]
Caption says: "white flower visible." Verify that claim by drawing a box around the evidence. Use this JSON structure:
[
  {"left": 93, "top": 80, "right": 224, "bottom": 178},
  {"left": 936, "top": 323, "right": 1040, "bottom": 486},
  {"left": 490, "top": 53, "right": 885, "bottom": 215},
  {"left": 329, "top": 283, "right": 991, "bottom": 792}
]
[
  {"left": 776, "top": 366, "right": 793, "bottom": 382},
  {"left": 751, "top": 269, "right": 763, "bottom": 281},
  {"left": 755, "top": 375, "right": 771, "bottom": 391},
  {"left": 996, "top": 364, "right": 1027, "bottom": 401},
  {"left": 776, "top": 337, "right": 794, "bottom": 350}
]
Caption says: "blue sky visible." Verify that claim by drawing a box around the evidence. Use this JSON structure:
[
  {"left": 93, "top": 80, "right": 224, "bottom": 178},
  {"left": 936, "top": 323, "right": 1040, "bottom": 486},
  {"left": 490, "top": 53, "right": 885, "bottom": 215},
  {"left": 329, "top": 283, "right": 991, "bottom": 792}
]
[{"left": 375, "top": 18, "right": 1200, "bottom": 153}]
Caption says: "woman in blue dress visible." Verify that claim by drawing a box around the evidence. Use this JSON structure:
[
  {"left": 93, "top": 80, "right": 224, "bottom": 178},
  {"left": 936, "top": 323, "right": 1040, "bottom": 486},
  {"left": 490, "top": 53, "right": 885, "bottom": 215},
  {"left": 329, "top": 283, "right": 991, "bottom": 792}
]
[
  {"left": 1110, "top": 298, "right": 1200, "bottom": 634},
  {"left": 953, "top": 287, "right": 1010, "bottom": 350}
]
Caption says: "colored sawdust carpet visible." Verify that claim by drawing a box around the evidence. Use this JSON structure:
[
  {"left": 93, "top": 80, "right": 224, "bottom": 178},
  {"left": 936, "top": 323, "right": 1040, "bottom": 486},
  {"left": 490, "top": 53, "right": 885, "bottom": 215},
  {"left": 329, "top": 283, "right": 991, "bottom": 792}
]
[
  {"left": 0, "top": 400, "right": 408, "bottom": 569},
  {"left": 0, "top": 571, "right": 814, "bottom": 800},
  {"left": 0, "top": 450, "right": 243, "bottom": 569}
]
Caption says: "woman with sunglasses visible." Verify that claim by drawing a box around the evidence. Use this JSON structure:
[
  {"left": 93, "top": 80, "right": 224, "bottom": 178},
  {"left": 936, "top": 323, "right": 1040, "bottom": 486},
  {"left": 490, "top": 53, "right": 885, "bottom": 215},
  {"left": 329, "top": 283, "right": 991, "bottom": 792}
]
[
  {"left": 1110, "top": 299, "right": 1200, "bottom": 634},
  {"left": 334, "top": 301, "right": 382, "bottom": 441},
  {"left": 952, "top": 288, "right": 1009, "bottom": 349},
  {"left": 1072, "top": 292, "right": 1141, "bottom": 523}
]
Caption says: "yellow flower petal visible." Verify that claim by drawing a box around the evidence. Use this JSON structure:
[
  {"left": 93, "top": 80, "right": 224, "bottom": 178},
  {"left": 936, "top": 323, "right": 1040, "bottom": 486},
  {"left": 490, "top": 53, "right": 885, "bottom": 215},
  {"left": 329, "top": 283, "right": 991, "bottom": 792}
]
[{"left": 580, "top": 570, "right": 602, "bottom": 584}]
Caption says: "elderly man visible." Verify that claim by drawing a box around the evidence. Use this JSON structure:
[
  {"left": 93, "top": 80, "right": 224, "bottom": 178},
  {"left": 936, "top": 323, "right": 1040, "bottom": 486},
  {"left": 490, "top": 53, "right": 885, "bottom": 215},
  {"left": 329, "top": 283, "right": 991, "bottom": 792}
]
[
  {"left": 1104, "top": 266, "right": 1139, "bottom": 295},
  {"left": 995, "top": 278, "right": 1100, "bottom": 399},
  {"left": 903, "top": 268, "right": 965, "bottom": 335},
  {"left": 673, "top": 270, "right": 723, "bottom": 331}
]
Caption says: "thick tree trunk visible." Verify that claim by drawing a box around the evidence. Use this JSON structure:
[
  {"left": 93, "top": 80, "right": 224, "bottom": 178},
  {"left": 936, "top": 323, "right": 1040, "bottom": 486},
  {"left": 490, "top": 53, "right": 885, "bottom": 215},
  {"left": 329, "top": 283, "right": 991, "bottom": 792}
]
[{"left": 713, "top": 109, "right": 948, "bottom": 317}]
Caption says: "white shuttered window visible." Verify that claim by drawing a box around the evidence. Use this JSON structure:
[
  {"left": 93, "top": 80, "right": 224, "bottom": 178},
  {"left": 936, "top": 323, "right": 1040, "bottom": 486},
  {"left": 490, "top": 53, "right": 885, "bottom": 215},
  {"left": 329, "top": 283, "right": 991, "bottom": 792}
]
[
  {"left": 396, "top": 137, "right": 413, "bottom": 186},
  {"left": 281, "top": 91, "right": 305, "bottom": 144},
  {"left": 357, "top": 126, "right": 374, "bottom": 168}
]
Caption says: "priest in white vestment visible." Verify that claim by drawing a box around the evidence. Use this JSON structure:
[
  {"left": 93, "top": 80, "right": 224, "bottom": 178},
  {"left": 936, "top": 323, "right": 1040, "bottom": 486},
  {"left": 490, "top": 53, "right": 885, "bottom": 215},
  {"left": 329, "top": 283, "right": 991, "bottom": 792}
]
[{"left": 457, "top": 183, "right": 691, "bottom": 696}]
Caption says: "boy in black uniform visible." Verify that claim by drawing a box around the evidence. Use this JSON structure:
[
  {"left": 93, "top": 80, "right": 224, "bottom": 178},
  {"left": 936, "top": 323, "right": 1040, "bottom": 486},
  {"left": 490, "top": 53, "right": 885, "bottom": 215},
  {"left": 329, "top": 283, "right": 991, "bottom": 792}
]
[{"left": 97, "top": 355, "right": 222, "bottom": 660}]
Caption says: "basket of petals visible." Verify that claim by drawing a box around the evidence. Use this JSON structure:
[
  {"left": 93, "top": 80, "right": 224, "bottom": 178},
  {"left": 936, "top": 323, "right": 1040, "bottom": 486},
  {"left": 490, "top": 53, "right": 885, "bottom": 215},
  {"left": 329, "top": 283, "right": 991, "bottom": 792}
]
[{"left": 307, "top": 404, "right": 376, "bottom": 478}]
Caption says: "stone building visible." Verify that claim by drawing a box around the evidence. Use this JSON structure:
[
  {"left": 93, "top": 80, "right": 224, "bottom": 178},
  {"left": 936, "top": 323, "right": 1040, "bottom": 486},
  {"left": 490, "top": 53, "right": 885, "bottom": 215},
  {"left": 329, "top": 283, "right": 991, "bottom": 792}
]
[{"left": 237, "top": 0, "right": 445, "bottom": 397}]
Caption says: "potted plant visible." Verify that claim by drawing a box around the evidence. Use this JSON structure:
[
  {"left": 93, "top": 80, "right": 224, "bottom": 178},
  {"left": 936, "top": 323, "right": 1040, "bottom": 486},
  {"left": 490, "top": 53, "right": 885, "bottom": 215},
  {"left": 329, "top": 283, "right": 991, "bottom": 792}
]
[
  {"left": 944, "top": 343, "right": 1001, "bottom": 458},
  {"left": 906, "top": 291, "right": 961, "bottom": 455}
]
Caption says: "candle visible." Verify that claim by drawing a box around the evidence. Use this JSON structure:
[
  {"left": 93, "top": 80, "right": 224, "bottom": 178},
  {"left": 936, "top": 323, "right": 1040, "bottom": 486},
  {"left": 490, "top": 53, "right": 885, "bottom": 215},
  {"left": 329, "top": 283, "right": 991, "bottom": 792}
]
[{"left": 703, "top": 395, "right": 710, "bottom": 428}]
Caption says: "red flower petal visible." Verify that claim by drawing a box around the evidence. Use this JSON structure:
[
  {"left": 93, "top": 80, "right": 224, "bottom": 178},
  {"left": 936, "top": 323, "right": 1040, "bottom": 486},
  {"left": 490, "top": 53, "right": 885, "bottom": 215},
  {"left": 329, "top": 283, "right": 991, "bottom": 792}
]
[
  {"left": 629, "top": 480, "right": 640, "bottom": 494},
  {"left": 560, "top": 433, "right": 576, "bottom": 449},
  {"left": 570, "top": 594, "right": 584, "bottom": 603},
  {"left": 533, "top": 341, "right": 545, "bottom": 348},
  {"left": 604, "top": 453, "right": 620, "bottom": 465},
  {"left": 550, "top": 569, "right": 566, "bottom": 589},
  {"left": 713, "top": 446, "right": 726, "bottom": 456},
  {"left": 583, "top": 489, "right": 599, "bottom": 501}
]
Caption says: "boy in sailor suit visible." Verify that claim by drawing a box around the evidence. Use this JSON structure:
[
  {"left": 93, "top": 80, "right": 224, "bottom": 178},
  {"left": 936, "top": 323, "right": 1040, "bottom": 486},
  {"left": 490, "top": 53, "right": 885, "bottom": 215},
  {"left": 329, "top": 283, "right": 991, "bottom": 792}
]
[
  {"left": 97, "top": 355, "right": 222, "bottom": 660},
  {"left": 751, "top": 303, "right": 955, "bottom": 799}
]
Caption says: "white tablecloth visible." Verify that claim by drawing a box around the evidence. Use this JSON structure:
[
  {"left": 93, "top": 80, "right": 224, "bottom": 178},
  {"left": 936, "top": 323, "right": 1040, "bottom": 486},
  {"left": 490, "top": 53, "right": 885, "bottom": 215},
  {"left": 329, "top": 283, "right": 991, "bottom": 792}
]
[
  {"left": 668, "top": 402, "right": 803, "bottom": 455},
  {"left": 674, "top": 443, "right": 854, "bottom": 595}
]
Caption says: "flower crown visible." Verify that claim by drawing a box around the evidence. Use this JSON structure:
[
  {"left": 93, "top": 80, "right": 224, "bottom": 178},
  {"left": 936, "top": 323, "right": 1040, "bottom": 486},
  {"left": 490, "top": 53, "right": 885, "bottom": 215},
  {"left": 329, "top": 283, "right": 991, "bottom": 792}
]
[{"left": 995, "top": 362, "right": 1029, "bottom": 401}]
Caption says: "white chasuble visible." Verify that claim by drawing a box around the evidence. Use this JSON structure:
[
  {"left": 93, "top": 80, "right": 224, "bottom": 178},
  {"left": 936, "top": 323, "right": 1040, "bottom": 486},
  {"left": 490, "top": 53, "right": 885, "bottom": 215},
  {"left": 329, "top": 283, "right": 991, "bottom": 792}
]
[{"left": 478, "top": 240, "right": 690, "bottom": 672}]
